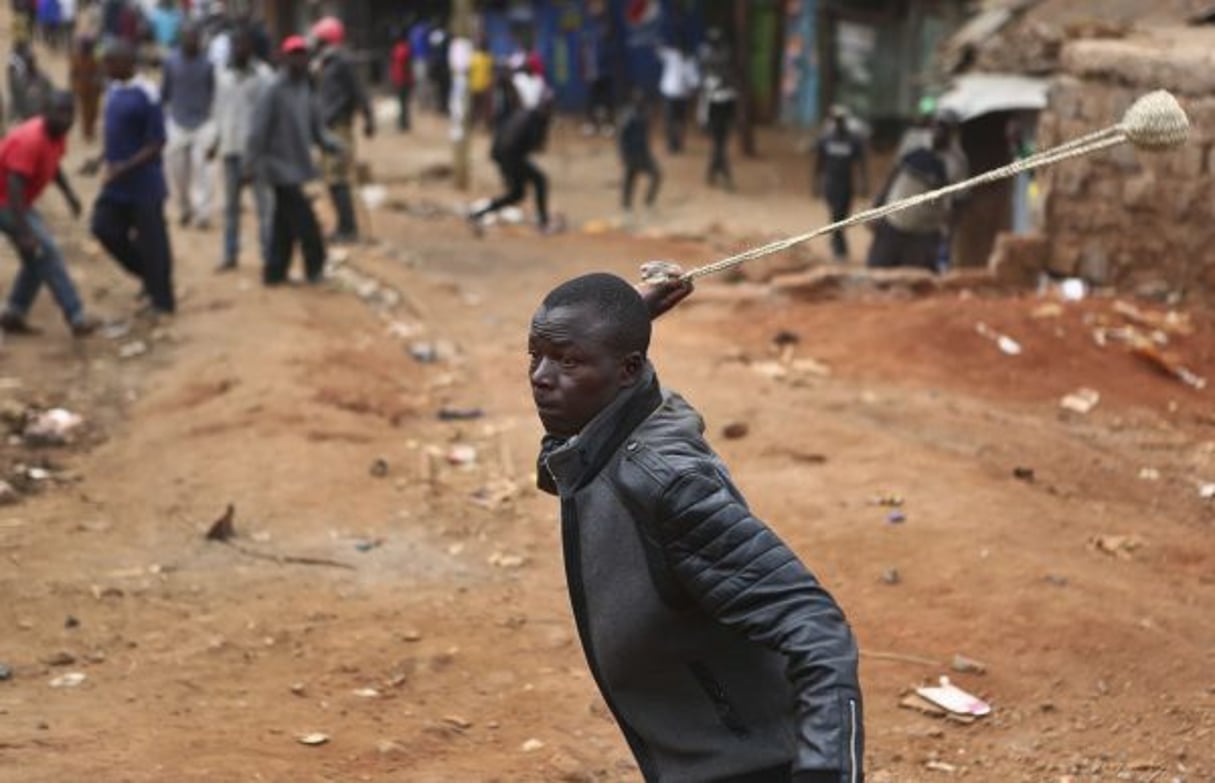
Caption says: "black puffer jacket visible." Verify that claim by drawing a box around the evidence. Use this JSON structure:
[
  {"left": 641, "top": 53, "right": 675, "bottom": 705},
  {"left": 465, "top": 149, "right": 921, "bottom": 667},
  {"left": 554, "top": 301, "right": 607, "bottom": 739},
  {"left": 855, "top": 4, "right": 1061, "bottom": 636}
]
[{"left": 539, "top": 365, "right": 863, "bottom": 783}]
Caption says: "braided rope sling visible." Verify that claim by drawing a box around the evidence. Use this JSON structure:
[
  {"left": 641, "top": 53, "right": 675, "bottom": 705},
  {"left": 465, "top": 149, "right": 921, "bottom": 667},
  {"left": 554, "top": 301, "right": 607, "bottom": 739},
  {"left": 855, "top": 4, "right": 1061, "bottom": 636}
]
[{"left": 641, "top": 90, "right": 1191, "bottom": 285}]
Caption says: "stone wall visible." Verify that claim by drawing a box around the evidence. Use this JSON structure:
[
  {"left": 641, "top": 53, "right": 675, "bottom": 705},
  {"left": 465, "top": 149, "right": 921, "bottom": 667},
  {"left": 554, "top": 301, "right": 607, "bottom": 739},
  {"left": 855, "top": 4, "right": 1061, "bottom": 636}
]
[{"left": 1036, "top": 31, "right": 1215, "bottom": 299}]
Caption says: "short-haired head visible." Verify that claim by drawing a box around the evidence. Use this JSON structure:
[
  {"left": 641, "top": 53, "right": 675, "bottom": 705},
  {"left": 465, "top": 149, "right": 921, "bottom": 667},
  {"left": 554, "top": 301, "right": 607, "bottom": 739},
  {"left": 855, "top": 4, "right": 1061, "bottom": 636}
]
[{"left": 539, "top": 273, "right": 651, "bottom": 358}]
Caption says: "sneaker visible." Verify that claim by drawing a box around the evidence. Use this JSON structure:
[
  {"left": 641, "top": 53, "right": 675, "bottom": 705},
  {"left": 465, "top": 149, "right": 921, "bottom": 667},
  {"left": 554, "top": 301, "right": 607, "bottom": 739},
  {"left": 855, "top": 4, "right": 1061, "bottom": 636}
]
[
  {"left": 70, "top": 315, "right": 102, "bottom": 338},
  {"left": 0, "top": 312, "right": 40, "bottom": 335}
]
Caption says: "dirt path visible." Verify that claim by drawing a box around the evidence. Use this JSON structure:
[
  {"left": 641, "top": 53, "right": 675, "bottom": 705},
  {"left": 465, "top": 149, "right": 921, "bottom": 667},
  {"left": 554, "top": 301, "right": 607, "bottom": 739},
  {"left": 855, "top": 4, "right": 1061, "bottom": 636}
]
[{"left": 1, "top": 44, "right": 1213, "bottom": 783}]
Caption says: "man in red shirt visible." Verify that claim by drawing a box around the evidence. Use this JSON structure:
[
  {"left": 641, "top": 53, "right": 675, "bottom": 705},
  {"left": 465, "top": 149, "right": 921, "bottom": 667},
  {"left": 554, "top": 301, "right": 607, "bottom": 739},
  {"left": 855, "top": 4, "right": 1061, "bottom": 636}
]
[{"left": 0, "top": 89, "right": 98, "bottom": 337}]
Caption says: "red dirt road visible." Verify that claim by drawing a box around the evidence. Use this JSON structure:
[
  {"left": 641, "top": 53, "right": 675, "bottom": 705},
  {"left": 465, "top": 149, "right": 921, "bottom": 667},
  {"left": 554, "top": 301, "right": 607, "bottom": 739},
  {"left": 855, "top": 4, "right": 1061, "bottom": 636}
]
[{"left": 0, "top": 64, "right": 1212, "bottom": 783}]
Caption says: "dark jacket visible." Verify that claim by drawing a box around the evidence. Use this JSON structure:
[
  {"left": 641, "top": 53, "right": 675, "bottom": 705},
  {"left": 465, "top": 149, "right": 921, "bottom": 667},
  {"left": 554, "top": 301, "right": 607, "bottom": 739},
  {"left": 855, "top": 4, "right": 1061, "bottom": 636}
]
[
  {"left": 491, "top": 106, "right": 545, "bottom": 163},
  {"left": 539, "top": 364, "right": 863, "bottom": 783},
  {"left": 317, "top": 48, "right": 369, "bottom": 128}
]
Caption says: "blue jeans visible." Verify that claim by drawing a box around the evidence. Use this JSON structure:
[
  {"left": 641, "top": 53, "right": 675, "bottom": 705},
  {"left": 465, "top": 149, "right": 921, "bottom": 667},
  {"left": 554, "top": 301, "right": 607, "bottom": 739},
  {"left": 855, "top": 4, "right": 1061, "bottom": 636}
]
[
  {"left": 222, "top": 154, "right": 272, "bottom": 266},
  {"left": 0, "top": 207, "right": 85, "bottom": 325}
]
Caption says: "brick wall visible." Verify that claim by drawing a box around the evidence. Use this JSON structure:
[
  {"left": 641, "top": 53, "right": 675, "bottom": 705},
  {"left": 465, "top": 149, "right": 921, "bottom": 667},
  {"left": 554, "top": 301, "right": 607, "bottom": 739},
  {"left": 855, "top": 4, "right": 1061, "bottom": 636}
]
[{"left": 1036, "top": 33, "right": 1215, "bottom": 299}]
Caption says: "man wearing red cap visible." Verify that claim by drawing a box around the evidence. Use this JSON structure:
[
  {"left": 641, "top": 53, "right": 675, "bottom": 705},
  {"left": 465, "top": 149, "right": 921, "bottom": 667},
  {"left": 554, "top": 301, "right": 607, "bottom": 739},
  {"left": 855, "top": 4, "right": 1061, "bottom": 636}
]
[
  {"left": 311, "top": 15, "right": 374, "bottom": 245},
  {"left": 244, "top": 35, "right": 343, "bottom": 285}
]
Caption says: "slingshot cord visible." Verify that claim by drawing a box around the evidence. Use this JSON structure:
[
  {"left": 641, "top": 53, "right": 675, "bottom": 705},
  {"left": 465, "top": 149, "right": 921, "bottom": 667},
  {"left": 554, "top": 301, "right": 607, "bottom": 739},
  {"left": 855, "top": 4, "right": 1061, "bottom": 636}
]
[{"left": 671, "top": 90, "right": 1190, "bottom": 283}]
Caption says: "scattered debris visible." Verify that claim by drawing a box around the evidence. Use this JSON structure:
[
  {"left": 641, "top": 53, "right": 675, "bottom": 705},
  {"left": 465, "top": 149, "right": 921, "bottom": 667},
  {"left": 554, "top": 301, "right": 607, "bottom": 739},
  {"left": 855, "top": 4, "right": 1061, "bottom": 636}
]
[
  {"left": 23, "top": 408, "right": 84, "bottom": 446},
  {"left": 354, "top": 538, "right": 383, "bottom": 553},
  {"left": 1058, "top": 278, "right": 1087, "bottom": 302},
  {"left": 899, "top": 692, "right": 948, "bottom": 718},
  {"left": 352, "top": 688, "right": 380, "bottom": 699},
  {"left": 771, "top": 330, "right": 801, "bottom": 348},
  {"left": 369, "top": 458, "right": 390, "bottom": 478},
  {"left": 442, "top": 715, "right": 472, "bottom": 730},
  {"left": 1089, "top": 534, "right": 1142, "bottom": 559},
  {"left": 1044, "top": 573, "right": 1069, "bottom": 587},
  {"left": 401, "top": 630, "right": 422, "bottom": 642},
  {"left": 0, "top": 662, "right": 12, "bottom": 681},
  {"left": 1200, "top": 483, "right": 1215, "bottom": 500},
  {"left": 44, "top": 651, "right": 76, "bottom": 667},
  {"left": 297, "top": 732, "right": 330, "bottom": 746},
  {"left": 886, "top": 510, "right": 907, "bottom": 524},
  {"left": 290, "top": 682, "right": 307, "bottom": 696},
  {"left": 520, "top": 738, "right": 545, "bottom": 752},
  {"left": 470, "top": 478, "right": 519, "bottom": 510},
  {"left": 915, "top": 676, "right": 991, "bottom": 717},
  {"left": 870, "top": 492, "right": 904, "bottom": 508},
  {"left": 1137, "top": 467, "right": 1160, "bottom": 481},
  {"left": 1129, "top": 342, "right": 1206, "bottom": 390},
  {"left": 205, "top": 504, "right": 237, "bottom": 541},
  {"left": 118, "top": 340, "right": 149, "bottom": 360},
  {"left": 925, "top": 760, "right": 958, "bottom": 774},
  {"left": 722, "top": 422, "right": 749, "bottom": 440},
  {"left": 975, "top": 322, "right": 1022, "bottom": 356},
  {"left": 881, "top": 568, "right": 901, "bottom": 585},
  {"left": 1030, "top": 302, "right": 1064, "bottom": 319},
  {"left": 950, "top": 654, "right": 987, "bottom": 675},
  {"left": 438, "top": 406, "right": 484, "bottom": 421},
  {"left": 1112, "top": 300, "right": 1193, "bottom": 336},
  {"left": 1012, "top": 466, "right": 1035, "bottom": 482},
  {"left": 204, "top": 504, "right": 355, "bottom": 570},
  {"left": 1060, "top": 388, "right": 1100, "bottom": 415},
  {"left": 446, "top": 444, "right": 477, "bottom": 466},
  {"left": 64, "top": 615, "right": 79, "bottom": 629},
  {"left": 488, "top": 552, "right": 528, "bottom": 569},
  {"left": 48, "top": 672, "right": 87, "bottom": 688}
]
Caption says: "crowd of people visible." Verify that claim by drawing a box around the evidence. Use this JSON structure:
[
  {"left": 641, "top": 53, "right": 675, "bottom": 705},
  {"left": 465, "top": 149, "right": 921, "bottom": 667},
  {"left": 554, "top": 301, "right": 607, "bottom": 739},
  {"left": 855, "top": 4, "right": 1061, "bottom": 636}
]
[{"left": 0, "top": 1, "right": 978, "bottom": 342}]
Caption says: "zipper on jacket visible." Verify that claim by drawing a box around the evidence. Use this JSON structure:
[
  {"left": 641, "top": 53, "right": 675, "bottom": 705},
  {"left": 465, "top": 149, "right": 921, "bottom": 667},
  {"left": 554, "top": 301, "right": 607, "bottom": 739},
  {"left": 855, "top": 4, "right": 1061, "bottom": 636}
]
[{"left": 848, "top": 697, "right": 859, "bottom": 783}]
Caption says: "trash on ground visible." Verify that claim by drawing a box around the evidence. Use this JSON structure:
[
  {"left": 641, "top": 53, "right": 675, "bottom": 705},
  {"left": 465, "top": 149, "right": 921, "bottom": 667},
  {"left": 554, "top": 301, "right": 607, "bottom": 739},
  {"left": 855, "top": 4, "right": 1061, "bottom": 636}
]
[
  {"left": 1112, "top": 301, "right": 1194, "bottom": 336},
  {"left": 369, "top": 458, "right": 389, "bottom": 478},
  {"left": 950, "top": 654, "right": 987, "bottom": 675},
  {"left": 0, "top": 662, "right": 12, "bottom": 680},
  {"left": 352, "top": 687, "right": 380, "bottom": 699},
  {"left": 23, "top": 408, "right": 84, "bottom": 446},
  {"left": 442, "top": 715, "right": 472, "bottom": 730},
  {"left": 722, "top": 422, "right": 749, "bottom": 439},
  {"left": 297, "top": 732, "right": 330, "bottom": 746},
  {"left": 470, "top": 478, "right": 518, "bottom": 510},
  {"left": 1137, "top": 467, "right": 1160, "bottom": 481},
  {"left": 1199, "top": 483, "right": 1215, "bottom": 500},
  {"left": 354, "top": 538, "right": 383, "bottom": 553},
  {"left": 205, "top": 504, "right": 237, "bottom": 541},
  {"left": 870, "top": 492, "right": 904, "bottom": 508},
  {"left": 1129, "top": 342, "right": 1206, "bottom": 390},
  {"left": 438, "top": 406, "right": 484, "bottom": 421},
  {"left": 886, "top": 510, "right": 907, "bottom": 524},
  {"left": 925, "top": 760, "right": 958, "bottom": 774},
  {"left": 1089, "top": 534, "right": 1142, "bottom": 559},
  {"left": 520, "top": 738, "right": 545, "bottom": 752},
  {"left": 881, "top": 568, "right": 900, "bottom": 585},
  {"left": 915, "top": 676, "right": 991, "bottom": 717},
  {"left": 1060, "top": 388, "right": 1100, "bottom": 415},
  {"left": 1058, "top": 278, "right": 1087, "bottom": 301},
  {"left": 1012, "top": 466, "right": 1035, "bottom": 482},
  {"left": 1030, "top": 302, "right": 1064, "bottom": 319},
  {"left": 446, "top": 444, "right": 477, "bottom": 466},
  {"left": 360, "top": 184, "right": 388, "bottom": 210},
  {"left": 488, "top": 552, "right": 528, "bottom": 569},
  {"left": 118, "top": 340, "right": 149, "bottom": 359},
  {"left": 48, "top": 672, "right": 87, "bottom": 688},
  {"left": 975, "top": 322, "right": 1022, "bottom": 356}
]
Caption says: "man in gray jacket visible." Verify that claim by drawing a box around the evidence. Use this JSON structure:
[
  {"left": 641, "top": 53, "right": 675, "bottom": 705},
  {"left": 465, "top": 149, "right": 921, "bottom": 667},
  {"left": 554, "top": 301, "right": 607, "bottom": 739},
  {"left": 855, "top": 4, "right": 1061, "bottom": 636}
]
[
  {"left": 529, "top": 273, "right": 864, "bottom": 783},
  {"left": 244, "top": 35, "right": 342, "bottom": 285}
]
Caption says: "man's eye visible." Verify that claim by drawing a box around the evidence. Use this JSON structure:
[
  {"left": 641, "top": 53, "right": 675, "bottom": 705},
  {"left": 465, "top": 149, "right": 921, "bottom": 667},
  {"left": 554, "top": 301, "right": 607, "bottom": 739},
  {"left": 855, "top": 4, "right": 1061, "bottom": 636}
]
[{"left": 560, "top": 357, "right": 579, "bottom": 369}]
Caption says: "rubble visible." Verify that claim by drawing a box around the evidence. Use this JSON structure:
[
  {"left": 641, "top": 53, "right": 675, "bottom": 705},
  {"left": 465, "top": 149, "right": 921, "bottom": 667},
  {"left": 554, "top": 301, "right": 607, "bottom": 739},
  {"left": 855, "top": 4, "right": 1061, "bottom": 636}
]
[{"left": 23, "top": 408, "right": 84, "bottom": 446}]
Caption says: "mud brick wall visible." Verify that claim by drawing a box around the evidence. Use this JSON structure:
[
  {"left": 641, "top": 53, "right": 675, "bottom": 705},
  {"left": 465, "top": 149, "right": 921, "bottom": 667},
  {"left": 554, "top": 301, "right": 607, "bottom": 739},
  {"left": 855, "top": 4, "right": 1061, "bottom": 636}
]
[{"left": 1036, "top": 35, "right": 1215, "bottom": 299}]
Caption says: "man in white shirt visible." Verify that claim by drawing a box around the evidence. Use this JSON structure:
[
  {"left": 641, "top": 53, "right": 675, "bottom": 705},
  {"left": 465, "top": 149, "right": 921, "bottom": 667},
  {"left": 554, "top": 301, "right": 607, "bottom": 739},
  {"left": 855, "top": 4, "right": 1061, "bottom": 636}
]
[
  {"left": 209, "top": 24, "right": 272, "bottom": 271},
  {"left": 658, "top": 42, "right": 697, "bottom": 153}
]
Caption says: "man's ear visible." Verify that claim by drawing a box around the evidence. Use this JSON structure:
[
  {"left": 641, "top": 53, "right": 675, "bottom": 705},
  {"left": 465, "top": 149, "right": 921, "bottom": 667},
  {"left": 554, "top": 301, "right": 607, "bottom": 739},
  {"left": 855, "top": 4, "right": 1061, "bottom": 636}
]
[{"left": 619, "top": 351, "right": 644, "bottom": 388}]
